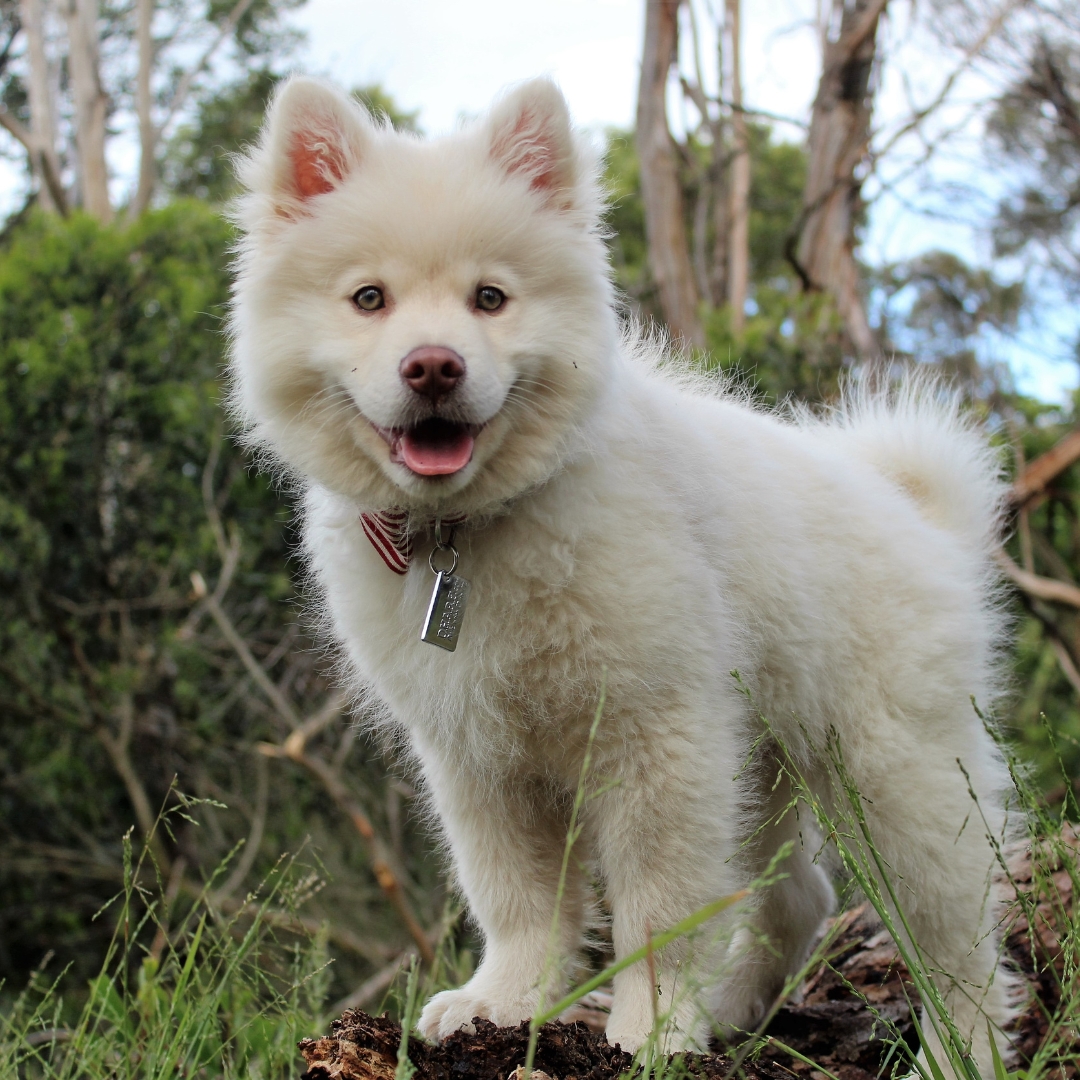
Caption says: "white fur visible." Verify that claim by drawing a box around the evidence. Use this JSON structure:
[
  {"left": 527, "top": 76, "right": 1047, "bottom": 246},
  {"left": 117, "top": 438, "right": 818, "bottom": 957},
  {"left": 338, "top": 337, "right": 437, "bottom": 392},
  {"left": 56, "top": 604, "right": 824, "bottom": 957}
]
[{"left": 229, "top": 76, "right": 1016, "bottom": 1071}]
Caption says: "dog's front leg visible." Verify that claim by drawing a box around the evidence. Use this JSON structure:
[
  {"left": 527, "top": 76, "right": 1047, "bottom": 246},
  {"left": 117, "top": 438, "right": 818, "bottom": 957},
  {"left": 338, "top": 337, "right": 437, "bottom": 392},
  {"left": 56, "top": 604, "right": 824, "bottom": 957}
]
[
  {"left": 417, "top": 745, "right": 587, "bottom": 1040},
  {"left": 591, "top": 745, "right": 741, "bottom": 1054}
]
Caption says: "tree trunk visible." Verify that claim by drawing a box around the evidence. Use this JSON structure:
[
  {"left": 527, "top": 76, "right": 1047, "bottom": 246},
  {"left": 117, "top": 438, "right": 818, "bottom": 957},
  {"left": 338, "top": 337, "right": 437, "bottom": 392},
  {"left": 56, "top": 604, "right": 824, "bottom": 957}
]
[
  {"left": 726, "top": 0, "right": 750, "bottom": 334},
  {"left": 637, "top": 0, "right": 705, "bottom": 348},
  {"left": 19, "top": 0, "right": 67, "bottom": 213},
  {"left": 64, "top": 0, "right": 112, "bottom": 221},
  {"left": 131, "top": 0, "right": 155, "bottom": 218},
  {"left": 793, "top": 0, "right": 887, "bottom": 358}
]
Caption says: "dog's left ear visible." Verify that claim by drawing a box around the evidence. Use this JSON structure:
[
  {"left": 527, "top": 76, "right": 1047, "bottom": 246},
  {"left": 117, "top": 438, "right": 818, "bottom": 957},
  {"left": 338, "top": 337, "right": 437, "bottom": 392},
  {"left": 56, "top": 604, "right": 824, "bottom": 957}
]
[{"left": 487, "top": 79, "right": 580, "bottom": 211}]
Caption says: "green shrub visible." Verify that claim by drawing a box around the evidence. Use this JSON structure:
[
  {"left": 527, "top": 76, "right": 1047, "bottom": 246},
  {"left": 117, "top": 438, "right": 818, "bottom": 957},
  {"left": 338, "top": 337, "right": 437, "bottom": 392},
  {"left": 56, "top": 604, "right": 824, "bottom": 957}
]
[{"left": 0, "top": 205, "right": 441, "bottom": 1007}]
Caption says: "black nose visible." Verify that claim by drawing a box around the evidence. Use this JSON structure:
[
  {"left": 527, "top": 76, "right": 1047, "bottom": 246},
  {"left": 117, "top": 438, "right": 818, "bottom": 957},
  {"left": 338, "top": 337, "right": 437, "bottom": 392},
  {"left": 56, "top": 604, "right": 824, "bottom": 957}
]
[{"left": 399, "top": 346, "right": 465, "bottom": 403}]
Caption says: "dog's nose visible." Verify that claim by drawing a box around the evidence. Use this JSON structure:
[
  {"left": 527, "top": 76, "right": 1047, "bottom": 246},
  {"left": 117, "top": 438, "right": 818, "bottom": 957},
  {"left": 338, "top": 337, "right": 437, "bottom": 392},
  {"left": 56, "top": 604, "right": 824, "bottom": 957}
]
[{"left": 399, "top": 346, "right": 465, "bottom": 403}]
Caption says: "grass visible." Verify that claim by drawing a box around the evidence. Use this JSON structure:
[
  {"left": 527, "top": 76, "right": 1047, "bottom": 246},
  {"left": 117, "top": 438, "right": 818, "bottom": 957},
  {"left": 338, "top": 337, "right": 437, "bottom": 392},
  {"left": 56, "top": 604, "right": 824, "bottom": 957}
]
[
  {"left": 0, "top": 791, "right": 333, "bottom": 1079},
  {"left": 2, "top": 699, "right": 1077, "bottom": 1080}
]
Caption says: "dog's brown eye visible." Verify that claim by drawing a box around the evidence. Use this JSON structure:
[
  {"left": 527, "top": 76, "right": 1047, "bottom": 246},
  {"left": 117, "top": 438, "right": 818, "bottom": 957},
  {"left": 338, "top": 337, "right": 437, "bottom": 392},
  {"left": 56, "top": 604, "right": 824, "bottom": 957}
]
[
  {"left": 475, "top": 286, "right": 506, "bottom": 312},
  {"left": 352, "top": 286, "right": 385, "bottom": 312}
]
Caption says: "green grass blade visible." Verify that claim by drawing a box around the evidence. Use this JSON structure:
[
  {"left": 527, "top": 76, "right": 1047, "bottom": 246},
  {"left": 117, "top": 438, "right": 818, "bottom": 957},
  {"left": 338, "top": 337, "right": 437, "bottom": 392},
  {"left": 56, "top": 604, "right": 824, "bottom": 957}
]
[
  {"left": 987, "top": 1019, "right": 1007, "bottom": 1080},
  {"left": 531, "top": 890, "right": 748, "bottom": 1028}
]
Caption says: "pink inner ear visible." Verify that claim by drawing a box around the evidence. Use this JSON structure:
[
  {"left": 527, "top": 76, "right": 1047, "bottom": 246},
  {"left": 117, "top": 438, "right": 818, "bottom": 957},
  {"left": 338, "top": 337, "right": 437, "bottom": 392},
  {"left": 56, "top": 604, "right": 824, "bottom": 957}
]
[
  {"left": 290, "top": 132, "right": 346, "bottom": 199},
  {"left": 495, "top": 109, "right": 559, "bottom": 192}
]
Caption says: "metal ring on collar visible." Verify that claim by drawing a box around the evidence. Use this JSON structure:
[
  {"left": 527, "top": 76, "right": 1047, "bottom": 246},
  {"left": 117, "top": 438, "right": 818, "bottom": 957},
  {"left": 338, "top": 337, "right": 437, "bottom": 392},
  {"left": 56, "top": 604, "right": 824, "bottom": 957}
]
[{"left": 429, "top": 542, "right": 458, "bottom": 576}]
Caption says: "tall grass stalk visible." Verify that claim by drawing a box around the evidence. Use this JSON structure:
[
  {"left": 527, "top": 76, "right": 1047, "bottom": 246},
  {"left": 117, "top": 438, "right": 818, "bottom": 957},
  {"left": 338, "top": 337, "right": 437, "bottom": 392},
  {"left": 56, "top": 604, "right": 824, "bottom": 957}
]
[{"left": 0, "top": 792, "right": 331, "bottom": 1080}]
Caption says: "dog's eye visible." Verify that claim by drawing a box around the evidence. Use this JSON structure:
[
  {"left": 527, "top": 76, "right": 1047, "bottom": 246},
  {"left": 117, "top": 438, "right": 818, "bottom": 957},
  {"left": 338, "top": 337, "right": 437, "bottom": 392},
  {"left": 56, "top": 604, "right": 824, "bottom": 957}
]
[
  {"left": 475, "top": 286, "right": 506, "bottom": 313},
  {"left": 352, "top": 286, "right": 385, "bottom": 312}
]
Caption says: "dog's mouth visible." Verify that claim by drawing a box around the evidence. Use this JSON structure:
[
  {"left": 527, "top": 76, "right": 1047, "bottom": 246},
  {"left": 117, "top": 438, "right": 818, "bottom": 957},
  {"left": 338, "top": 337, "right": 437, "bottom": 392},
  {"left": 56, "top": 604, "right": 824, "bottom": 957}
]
[{"left": 373, "top": 418, "right": 483, "bottom": 477}]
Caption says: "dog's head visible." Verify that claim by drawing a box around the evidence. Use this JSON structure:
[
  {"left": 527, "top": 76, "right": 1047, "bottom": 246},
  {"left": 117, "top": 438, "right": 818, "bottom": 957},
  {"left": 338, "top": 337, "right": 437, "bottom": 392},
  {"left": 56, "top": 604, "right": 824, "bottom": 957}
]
[{"left": 229, "top": 77, "right": 615, "bottom": 514}]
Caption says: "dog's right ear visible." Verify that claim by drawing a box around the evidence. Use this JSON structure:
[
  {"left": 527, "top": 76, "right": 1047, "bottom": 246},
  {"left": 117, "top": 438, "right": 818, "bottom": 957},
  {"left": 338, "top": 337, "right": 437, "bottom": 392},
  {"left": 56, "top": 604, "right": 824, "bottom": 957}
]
[{"left": 251, "top": 77, "right": 370, "bottom": 215}]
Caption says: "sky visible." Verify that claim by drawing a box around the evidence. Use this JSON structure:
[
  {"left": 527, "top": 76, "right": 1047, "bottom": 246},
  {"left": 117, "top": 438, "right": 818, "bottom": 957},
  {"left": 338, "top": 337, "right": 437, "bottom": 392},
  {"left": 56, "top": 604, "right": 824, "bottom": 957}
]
[
  {"left": 288, "top": 0, "right": 823, "bottom": 139},
  {"left": 1, "top": 0, "right": 1074, "bottom": 400},
  {"left": 286, "top": 0, "right": 1076, "bottom": 400}
]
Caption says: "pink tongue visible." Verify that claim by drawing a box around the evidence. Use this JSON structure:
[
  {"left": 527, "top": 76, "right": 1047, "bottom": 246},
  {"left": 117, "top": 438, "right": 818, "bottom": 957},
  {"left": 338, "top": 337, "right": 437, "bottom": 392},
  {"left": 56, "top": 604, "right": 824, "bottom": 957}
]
[{"left": 400, "top": 426, "right": 475, "bottom": 476}]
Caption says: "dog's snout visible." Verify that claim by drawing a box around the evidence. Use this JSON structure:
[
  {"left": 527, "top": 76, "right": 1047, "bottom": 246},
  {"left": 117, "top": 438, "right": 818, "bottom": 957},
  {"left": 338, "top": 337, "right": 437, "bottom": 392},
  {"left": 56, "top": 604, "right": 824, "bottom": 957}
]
[{"left": 399, "top": 346, "right": 465, "bottom": 403}]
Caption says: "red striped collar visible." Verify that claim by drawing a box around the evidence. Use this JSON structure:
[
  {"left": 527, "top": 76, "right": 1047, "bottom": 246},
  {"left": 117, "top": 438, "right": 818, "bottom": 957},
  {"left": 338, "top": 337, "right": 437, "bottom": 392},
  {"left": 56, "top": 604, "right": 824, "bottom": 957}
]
[{"left": 359, "top": 509, "right": 468, "bottom": 575}]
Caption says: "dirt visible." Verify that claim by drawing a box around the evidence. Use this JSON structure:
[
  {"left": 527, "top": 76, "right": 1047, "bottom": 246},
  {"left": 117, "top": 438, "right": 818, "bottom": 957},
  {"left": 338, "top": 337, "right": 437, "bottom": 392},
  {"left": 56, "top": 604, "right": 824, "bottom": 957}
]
[{"left": 299, "top": 827, "right": 1078, "bottom": 1080}]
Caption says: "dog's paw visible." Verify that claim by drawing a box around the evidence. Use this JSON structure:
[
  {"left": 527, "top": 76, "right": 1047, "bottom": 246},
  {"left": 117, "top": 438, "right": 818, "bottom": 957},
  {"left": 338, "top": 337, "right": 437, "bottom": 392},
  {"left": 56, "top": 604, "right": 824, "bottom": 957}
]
[
  {"left": 711, "top": 980, "right": 773, "bottom": 1036},
  {"left": 605, "top": 1015, "right": 699, "bottom": 1055},
  {"left": 603, "top": 1015, "right": 651, "bottom": 1054},
  {"left": 606, "top": 978, "right": 706, "bottom": 1055},
  {"left": 418, "top": 985, "right": 536, "bottom": 1041}
]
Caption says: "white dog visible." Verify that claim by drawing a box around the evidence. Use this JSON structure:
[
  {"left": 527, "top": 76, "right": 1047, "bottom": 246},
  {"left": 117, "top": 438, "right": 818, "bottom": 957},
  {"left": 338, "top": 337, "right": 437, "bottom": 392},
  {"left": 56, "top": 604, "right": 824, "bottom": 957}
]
[{"left": 229, "top": 76, "right": 1015, "bottom": 1071}]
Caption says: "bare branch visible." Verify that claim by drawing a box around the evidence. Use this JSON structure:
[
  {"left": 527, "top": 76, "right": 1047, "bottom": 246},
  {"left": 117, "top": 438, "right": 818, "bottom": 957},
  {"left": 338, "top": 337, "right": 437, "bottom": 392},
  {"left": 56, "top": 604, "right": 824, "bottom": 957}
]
[
  {"left": 49, "top": 592, "right": 188, "bottom": 616},
  {"left": 283, "top": 690, "right": 348, "bottom": 759},
  {"left": 679, "top": 77, "right": 808, "bottom": 130},
  {"left": 193, "top": 570, "right": 301, "bottom": 727},
  {"left": 1010, "top": 427, "right": 1080, "bottom": 506},
  {"left": 328, "top": 953, "right": 412, "bottom": 1016},
  {"left": 37, "top": 147, "right": 70, "bottom": 216},
  {"left": 995, "top": 548, "right": 1080, "bottom": 609},
  {"left": 157, "top": 0, "right": 257, "bottom": 139},
  {"left": 212, "top": 752, "right": 269, "bottom": 902},
  {"left": 208, "top": 890, "right": 397, "bottom": 965},
  {"left": 872, "top": 0, "right": 1026, "bottom": 165},
  {"left": 53, "top": 625, "right": 172, "bottom": 869},
  {"left": 197, "top": 574, "right": 435, "bottom": 963},
  {"left": 0, "top": 106, "right": 33, "bottom": 150},
  {"left": 1048, "top": 635, "right": 1080, "bottom": 700},
  {"left": 259, "top": 738, "right": 437, "bottom": 966}
]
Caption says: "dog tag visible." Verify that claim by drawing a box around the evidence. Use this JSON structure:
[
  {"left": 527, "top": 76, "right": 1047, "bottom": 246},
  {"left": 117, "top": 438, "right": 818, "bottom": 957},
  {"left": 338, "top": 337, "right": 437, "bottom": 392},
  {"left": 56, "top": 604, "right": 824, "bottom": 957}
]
[{"left": 420, "top": 570, "right": 471, "bottom": 652}]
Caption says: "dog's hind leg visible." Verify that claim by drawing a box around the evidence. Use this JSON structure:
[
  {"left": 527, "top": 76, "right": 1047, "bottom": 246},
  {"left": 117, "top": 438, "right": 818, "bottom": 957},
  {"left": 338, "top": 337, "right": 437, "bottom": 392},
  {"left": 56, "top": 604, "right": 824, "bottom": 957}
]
[
  {"left": 712, "top": 763, "right": 835, "bottom": 1035},
  {"left": 812, "top": 710, "right": 1016, "bottom": 1078},
  {"left": 587, "top": 708, "right": 746, "bottom": 1055}
]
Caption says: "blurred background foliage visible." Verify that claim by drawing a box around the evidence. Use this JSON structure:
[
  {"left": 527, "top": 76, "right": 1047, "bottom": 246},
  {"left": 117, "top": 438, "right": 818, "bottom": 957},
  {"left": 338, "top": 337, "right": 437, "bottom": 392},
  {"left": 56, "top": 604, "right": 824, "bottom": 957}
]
[{"left": 1, "top": 0, "right": 1080, "bottom": 1053}]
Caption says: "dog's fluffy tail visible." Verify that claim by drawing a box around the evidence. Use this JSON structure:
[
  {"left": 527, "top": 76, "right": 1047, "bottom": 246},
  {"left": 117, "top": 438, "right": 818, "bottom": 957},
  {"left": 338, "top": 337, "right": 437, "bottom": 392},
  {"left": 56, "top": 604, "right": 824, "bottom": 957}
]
[{"left": 804, "top": 375, "right": 1008, "bottom": 556}]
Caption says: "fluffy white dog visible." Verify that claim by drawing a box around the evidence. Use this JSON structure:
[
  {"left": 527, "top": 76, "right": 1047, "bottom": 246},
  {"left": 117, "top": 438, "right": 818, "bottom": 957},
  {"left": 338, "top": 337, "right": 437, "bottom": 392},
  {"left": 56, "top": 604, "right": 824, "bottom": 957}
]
[{"left": 229, "top": 76, "right": 1015, "bottom": 1071}]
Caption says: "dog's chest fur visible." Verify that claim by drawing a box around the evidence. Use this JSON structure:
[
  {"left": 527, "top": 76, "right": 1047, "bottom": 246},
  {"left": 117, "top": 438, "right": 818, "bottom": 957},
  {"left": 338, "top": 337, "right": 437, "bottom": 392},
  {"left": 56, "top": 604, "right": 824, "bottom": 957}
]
[{"left": 305, "top": 453, "right": 748, "bottom": 784}]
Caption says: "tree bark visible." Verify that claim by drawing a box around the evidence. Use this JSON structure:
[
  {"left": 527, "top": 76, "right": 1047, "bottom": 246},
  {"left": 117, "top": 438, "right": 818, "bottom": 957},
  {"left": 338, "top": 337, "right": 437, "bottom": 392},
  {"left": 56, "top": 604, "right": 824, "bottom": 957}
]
[
  {"left": 726, "top": 0, "right": 750, "bottom": 333},
  {"left": 130, "top": 0, "right": 155, "bottom": 218},
  {"left": 64, "top": 0, "right": 112, "bottom": 221},
  {"left": 637, "top": 0, "right": 705, "bottom": 348},
  {"left": 19, "top": 0, "right": 66, "bottom": 214},
  {"left": 793, "top": 0, "right": 887, "bottom": 358}
]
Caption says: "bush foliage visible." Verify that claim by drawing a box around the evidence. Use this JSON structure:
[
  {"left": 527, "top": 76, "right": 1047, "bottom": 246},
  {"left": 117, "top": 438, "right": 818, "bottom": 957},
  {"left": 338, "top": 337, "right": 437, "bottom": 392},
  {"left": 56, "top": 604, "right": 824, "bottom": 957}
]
[{"left": 0, "top": 204, "right": 443, "bottom": 1008}]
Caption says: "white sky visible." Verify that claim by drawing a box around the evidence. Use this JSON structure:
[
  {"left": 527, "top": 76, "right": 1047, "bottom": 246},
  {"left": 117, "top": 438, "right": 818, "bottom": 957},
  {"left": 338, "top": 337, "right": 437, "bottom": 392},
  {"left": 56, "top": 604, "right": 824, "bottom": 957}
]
[{"left": 1, "top": 0, "right": 1074, "bottom": 400}]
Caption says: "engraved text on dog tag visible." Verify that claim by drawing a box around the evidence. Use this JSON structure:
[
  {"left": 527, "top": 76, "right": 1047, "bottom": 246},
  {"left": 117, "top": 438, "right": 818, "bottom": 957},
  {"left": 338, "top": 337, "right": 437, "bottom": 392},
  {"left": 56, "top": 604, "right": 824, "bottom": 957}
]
[{"left": 421, "top": 571, "right": 471, "bottom": 652}]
